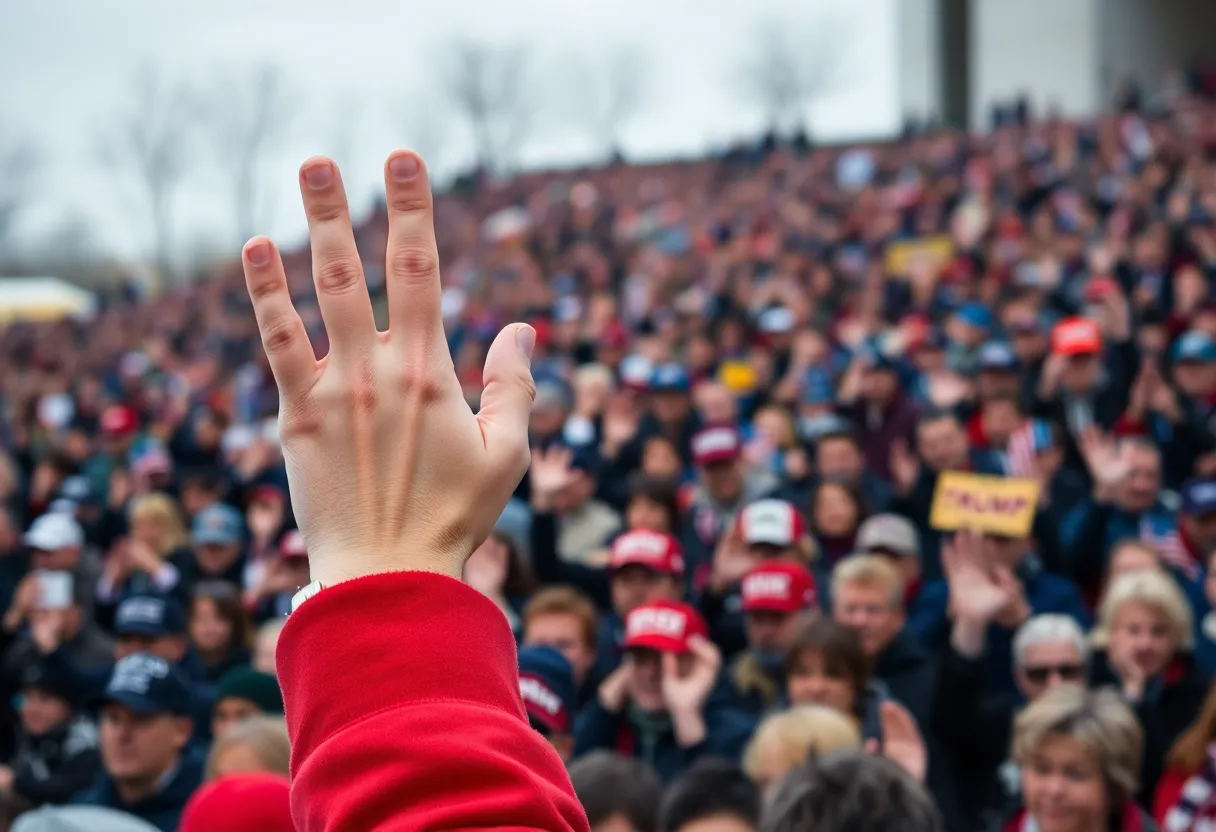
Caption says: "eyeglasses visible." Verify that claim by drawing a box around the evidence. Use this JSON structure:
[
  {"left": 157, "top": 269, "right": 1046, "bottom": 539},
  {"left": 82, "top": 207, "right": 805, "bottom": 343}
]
[{"left": 1022, "top": 663, "right": 1085, "bottom": 685}]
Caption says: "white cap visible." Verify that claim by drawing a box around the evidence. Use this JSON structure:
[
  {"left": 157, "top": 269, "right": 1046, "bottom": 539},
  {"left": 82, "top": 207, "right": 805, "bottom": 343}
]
[{"left": 24, "top": 513, "right": 84, "bottom": 551}]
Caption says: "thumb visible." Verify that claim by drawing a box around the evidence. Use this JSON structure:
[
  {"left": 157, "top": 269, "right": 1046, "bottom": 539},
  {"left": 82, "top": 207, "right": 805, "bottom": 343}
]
[{"left": 478, "top": 323, "right": 537, "bottom": 478}]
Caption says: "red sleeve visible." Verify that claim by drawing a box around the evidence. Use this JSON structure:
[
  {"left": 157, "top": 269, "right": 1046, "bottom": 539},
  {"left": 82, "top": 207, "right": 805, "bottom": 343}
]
[
  {"left": 277, "top": 571, "right": 590, "bottom": 832},
  {"left": 1153, "top": 767, "right": 1188, "bottom": 825}
]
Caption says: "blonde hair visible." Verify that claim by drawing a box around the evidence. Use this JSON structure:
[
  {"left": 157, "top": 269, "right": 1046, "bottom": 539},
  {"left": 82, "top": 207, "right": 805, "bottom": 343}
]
[
  {"left": 1092, "top": 570, "right": 1193, "bottom": 651},
  {"left": 743, "top": 706, "right": 862, "bottom": 784},
  {"left": 128, "top": 492, "right": 188, "bottom": 556},
  {"left": 831, "top": 554, "right": 903, "bottom": 608},
  {"left": 205, "top": 715, "right": 291, "bottom": 779},
  {"left": 1012, "top": 684, "right": 1142, "bottom": 805},
  {"left": 574, "top": 363, "right": 615, "bottom": 392}
]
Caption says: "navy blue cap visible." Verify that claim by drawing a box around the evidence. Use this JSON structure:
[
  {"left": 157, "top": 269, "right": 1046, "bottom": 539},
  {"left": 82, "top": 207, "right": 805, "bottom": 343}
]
[
  {"left": 192, "top": 503, "right": 245, "bottom": 546},
  {"left": 1182, "top": 477, "right": 1216, "bottom": 517},
  {"left": 518, "top": 645, "right": 576, "bottom": 734},
  {"left": 115, "top": 595, "right": 186, "bottom": 637},
  {"left": 650, "top": 363, "right": 690, "bottom": 393},
  {"left": 22, "top": 659, "right": 81, "bottom": 708},
  {"left": 99, "top": 653, "right": 193, "bottom": 716},
  {"left": 1172, "top": 331, "right": 1216, "bottom": 364},
  {"left": 977, "top": 341, "right": 1020, "bottom": 372}
]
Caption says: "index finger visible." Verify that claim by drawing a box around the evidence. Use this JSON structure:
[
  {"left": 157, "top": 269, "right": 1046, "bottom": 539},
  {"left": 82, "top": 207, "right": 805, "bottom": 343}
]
[{"left": 383, "top": 150, "right": 443, "bottom": 355}]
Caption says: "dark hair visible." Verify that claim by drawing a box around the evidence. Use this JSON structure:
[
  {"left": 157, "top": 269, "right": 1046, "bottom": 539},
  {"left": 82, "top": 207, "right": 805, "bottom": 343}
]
[
  {"left": 808, "top": 477, "right": 867, "bottom": 533},
  {"left": 785, "top": 618, "right": 871, "bottom": 712},
  {"left": 190, "top": 581, "right": 251, "bottom": 651},
  {"left": 490, "top": 531, "right": 537, "bottom": 599},
  {"left": 627, "top": 474, "right": 681, "bottom": 531},
  {"left": 761, "top": 751, "right": 942, "bottom": 832},
  {"left": 659, "top": 757, "right": 760, "bottom": 832},
  {"left": 569, "top": 751, "right": 662, "bottom": 832},
  {"left": 916, "top": 408, "right": 959, "bottom": 430}
]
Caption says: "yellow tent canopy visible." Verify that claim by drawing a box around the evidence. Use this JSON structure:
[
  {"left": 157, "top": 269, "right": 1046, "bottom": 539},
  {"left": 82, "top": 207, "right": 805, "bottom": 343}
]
[{"left": 0, "top": 277, "right": 97, "bottom": 324}]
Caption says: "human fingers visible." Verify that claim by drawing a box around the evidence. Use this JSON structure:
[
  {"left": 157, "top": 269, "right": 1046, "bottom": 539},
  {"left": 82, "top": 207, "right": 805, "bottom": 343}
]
[
  {"left": 661, "top": 651, "right": 679, "bottom": 679},
  {"left": 477, "top": 323, "right": 536, "bottom": 481},
  {"left": 383, "top": 150, "right": 444, "bottom": 356},
  {"left": 299, "top": 156, "right": 376, "bottom": 359},
  {"left": 243, "top": 236, "right": 316, "bottom": 405},
  {"left": 686, "top": 635, "right": 721, "bottom": 671}
]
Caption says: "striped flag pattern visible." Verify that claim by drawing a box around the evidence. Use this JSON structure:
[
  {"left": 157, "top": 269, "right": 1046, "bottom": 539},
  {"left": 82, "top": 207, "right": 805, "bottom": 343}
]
[
  {"left": 1140, "top": 516, "right": 1198, "bottom": 581},
  {"left": 1004, "top": 420, "right": 1039, "bottom": 478}
]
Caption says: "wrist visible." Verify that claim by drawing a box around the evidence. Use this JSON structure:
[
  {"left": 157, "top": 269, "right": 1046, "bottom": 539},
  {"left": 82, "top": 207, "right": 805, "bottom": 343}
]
[
  {"left": 670, "top": 706, "right": 707, "bottom": 747},
  {"left": 951, "top": 616, "right": 989, "bottom": 658}
]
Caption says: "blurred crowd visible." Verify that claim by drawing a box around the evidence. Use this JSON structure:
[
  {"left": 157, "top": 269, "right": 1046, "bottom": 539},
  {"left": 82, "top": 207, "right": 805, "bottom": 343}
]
[{"left": 4, "top": 63, "right": 1216, "bottom": 831}]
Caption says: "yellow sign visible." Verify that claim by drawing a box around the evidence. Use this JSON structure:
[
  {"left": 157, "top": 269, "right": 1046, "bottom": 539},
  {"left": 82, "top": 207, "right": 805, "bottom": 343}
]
[
  {"left": 929, "top": 472, "right": 1040, "bottom": 538},
  {"left": 883, "top": 235, "right": 955, "bottom": 277}
]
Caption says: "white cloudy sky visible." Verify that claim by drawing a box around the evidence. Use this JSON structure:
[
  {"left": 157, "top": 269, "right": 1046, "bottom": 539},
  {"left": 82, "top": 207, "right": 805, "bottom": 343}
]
[{"left": 0, "top": 0, "right": 898, "bottom": 263}]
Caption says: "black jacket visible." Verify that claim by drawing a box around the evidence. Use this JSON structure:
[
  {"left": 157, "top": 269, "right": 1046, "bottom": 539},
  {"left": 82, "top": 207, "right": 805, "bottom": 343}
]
[{"left": 10, "top": 716, "right": 100, "bottom": 806}]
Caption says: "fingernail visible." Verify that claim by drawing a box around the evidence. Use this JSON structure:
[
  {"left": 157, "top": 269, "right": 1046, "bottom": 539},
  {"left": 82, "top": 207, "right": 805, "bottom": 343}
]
[
  {"left": 516, "top": 325, "right": 536, "bottom": 360},
  {"left": 389, "top": 154, "right": 420, "bottom": 182},
  {"left": 246, "top": 241, "right": 270, "bottom": 267},
  {"left": 304, "top": 162, "right": 332, "bottom": 190}
]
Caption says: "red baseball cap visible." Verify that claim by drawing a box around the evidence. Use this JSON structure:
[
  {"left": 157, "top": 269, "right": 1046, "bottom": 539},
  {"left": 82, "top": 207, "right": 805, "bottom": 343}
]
[
  {"left": 737, "top": 499, "right": 805, "bottom": 547},
  {"left": 691, "top": 425, "right": 742, "bottom": 466},
  {"left": 100, "top": 405, "right": 138, "bottom": 437},
  {"left": 624, "top": 600, "right": 708, "bottom": 654},
  {"left": 740, "top": 562, "right": 817, "bottom": 614},
  {"left": 610, "top": 530, "right": 685, "bottom": 575},
  {"left": 1051, "top": 317, "right": 1102, "bottom": 356},
  {"left": 180, "top": 773, "right": 292, "bottom": 832}
]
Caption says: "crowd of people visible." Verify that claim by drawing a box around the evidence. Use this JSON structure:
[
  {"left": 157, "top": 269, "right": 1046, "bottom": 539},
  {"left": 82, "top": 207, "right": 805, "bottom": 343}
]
[{"left": 3, "top": 62, "right": 1216, "bottom": 831}]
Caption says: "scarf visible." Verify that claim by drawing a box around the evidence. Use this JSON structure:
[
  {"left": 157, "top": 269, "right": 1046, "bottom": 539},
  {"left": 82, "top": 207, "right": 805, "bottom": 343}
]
[
  {"left": 1163, "top": 742, "right": 1216, "bottom": 832},
  {"left": 625, "top": 702, "right": 673, "bottom": 766}
]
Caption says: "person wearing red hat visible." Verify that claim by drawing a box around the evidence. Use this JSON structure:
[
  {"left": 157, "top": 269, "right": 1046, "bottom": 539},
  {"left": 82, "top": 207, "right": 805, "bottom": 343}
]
[
  {"left": 684, "top": 424, "right": 781, "bottom": 563},
  {"left": 179, "top": 773, "right": 292, "bottom": 832},
  {"left": 573, "top": 600, "right": 755, "bottom": 784},
  {"left": 699, "top": 498, "right": 814, "bottom": 658},
  {"left": 726, "top": 561, "right": 818, "bottom": 717}
]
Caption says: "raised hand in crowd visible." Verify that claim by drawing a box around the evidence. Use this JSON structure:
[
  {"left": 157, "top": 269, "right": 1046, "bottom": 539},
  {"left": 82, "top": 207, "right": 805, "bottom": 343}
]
[
  {"left": 866, "top": 700, "right": 928, "bottom": 784},
  {"left": 661, "top": 636, "right": 722, "bottom": 747},
  {"left": 2, "top": 575, "right": 37, "bottom": 634},
  {"left": 708, "top": 527, "right": 756, "bottom": 594},
  {"left": 28, "top": 607, "right": 68, "bottom": 655},
  {"left": 600, "top": 394, "right": 639, "bottom": 459},
  {"left": 889, "top": 439, "right": 920, "bottom": 497},
  {"left": 530, "top": 446, "right": 577, "bottom": 512},
  {"left": 1079, "top": 426, "right": 1127, "bottom": 502},
  {"left": 944, "top": 528, "right": 1010, "bottom": 656},
  {"left": 107, "top": 467, "right": 133, "bottom": 511},
  {"left": 597, "top": 659, "right": 633, "bottom": 713}
]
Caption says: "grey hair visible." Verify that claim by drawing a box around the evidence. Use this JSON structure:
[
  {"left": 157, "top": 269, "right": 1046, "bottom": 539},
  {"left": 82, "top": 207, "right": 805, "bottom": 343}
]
[{"left": 1013, "top": 614, "right": 1089, "bottom": 668}]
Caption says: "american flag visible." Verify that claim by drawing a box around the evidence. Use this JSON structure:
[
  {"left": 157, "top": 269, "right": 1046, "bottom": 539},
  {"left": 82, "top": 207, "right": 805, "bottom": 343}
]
[
  {"left": 1004, "top": 420, "right": 1045, "bottom": 479},
  {"left": 1140, "top": 516, "right": 1199, "bottom": 581}
]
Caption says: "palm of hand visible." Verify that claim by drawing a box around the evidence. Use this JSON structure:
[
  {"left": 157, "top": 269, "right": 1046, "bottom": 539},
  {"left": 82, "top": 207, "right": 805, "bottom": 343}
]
[{"left": 951, "top": 568, "right": 1008, "bottom": 620}]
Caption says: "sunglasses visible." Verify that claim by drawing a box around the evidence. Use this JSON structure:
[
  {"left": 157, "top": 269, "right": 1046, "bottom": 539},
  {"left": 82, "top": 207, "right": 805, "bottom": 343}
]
[{"left": 1022, "top": 663, "right": 1084, "bottom": 685}]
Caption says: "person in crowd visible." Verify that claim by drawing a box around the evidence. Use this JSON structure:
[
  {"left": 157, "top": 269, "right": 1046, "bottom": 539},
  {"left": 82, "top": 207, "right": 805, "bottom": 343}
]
[
  {"left": 700, "top": 499, "right": 815, "bottom": 657},
  {"left": 11, "top": 806, "right": 160, "bottom": 832},
  {"left": 762, "top": 751, "right": 943, "bottom": 832},
  {"left": 463, "top": 529, "right": 536, "bottom": 639},
  {"left": 932, "top": 542, "right": 1091, "bottom": 827},
  {"left": 805, "top": 478, "right": 866, "bottom": 573},
  {"left": 728, "top": 561, "right": 817, "bottom": 716},
  {"left": 522, "top": 586, "right": 600, "bottom": 706},
  {"left": 74, "top": 654, "right": 204, "bottom": 832},
  {"left": 179, "top": 772, "right": 292, "bottom": 832},
  {"left": 251, "top": 619, "right": 284, "bottom": 678},
  {"left": 684, "top": 425, "right": 780, "bottom": 558},
  {"left": 246, "top": 529, "right": 311, "bottom": 625},
  {"left": 1155, "top": 682, "right": 1216, "bottom": 828},
  {"left": 1090, "top": 570, "right": 1209, "bottom": 800},
  {"left": 530, "top": 445, "right": 624, "bottom": 566},
  {"left": 784, "top": 616, "right": 888, "bottom": 741},
  {"left": 569, "top": 751, "right": 662, "bottom": 832},
  {"left": 742, "top": 706, "right": 862, "bottom": 795},
  {"left": 1178, "top": 478, "right": 1216, "bottom": 562},
  {"left": 830, "top": 554, "right": 935, "bottom": 726},
  {"left": 210, "top": 668, "right": 283, "bottom": 739},
  {"left": 96, "top": 495, "right": 188, "bottom": 613},
  {"left": 911, "top": 527, "right": 1090, "bottom": 696},
  {"left": 574, "top": 600, "right": 752, "bottom": 782},
  {"left": 0, "top": 660, "right": 99, "bottom": 807},
  {"left": 519, "top": 645, "right": 578, "bottom": 763},
  {"left": 806, "top": 427, "right": 894, "bottom": 515},
  {"left": 854, "top": 512, "right": 922, "bottom": 603},
  {"left": 658, "top": 758, "right": 760, "bottom": 832},
  {"left": 179, "top": 504, "right": 246, "bottom": 592},
  {"left": 187, "top": 582, "right": 250, "bottom": 683},
  {"left": 204, "top": 716, "right": 290, "bottom": 780},
  {"left": 1005, "top": 684, "right": 1152, "bottom": 832}
]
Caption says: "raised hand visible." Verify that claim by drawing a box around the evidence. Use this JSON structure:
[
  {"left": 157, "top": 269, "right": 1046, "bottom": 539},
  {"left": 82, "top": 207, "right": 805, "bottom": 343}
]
[
  {"left": 889, "top": 439, "right": 920, "bottom": 496},
  {"left": 240, "top": 152, "right": 536, "bottom": 587},
  {"left": 866, "top": 701, "right": 927, "bottom": 784},
  {"left": 944, "top": 529, "right": 1009, "bottom": 624},
  {"left": 708, "top": 528, "right": 758, "bottom": 594},
  {"left": 661, "top": 636, "right": 721, "bottom": 717},
  {"left": 1078, "top": 427, "right": 1126, "bottom": 500},
  {"left": 529, "top": 447, "right": 576, "bottom": 511}
]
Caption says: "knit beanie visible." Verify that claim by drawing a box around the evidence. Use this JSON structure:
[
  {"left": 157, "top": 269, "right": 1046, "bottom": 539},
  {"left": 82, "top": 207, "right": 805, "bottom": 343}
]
[{"left": 215, "top": 667, "right": 284, "bottom": 715}]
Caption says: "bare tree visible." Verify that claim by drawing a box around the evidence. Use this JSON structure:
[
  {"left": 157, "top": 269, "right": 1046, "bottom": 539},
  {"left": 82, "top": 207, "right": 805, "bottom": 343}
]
[
  {"left": 441, "top": 41, "right": 536, "bottom": 174},
  {"left": 98, "top": 67, "right": 194, "bottom": 283},
  {"left": 0, "top": 137, "right": 38, "bottom": 264},
  {"left": 399, "top": 90, "right": 450, "bottom": 177},
  {"left": 567, "top": 47, "right": 647, "bottom": 158},
  {"left": 736, "top": 16, "right": 852, "bottom": 136},
  {"left": 194, "top": 64, "right": 294, "bottom": 245}
]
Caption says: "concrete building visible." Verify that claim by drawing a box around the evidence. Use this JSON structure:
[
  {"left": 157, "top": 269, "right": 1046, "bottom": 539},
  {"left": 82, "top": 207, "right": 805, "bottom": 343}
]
[{"left": 897, "top": 0, "right": 1216, "bottom": 129}]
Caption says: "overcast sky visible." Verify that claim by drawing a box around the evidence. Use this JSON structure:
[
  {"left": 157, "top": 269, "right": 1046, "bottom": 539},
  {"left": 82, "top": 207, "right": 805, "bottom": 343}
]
[{"left": 0, "top": 0, "right": 898, "bottom": 263}]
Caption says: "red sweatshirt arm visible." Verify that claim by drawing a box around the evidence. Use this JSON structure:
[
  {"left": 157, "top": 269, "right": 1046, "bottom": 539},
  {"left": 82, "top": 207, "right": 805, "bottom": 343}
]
[{"left": 277, "top": 571, "right": 590, "bottom": 832}]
